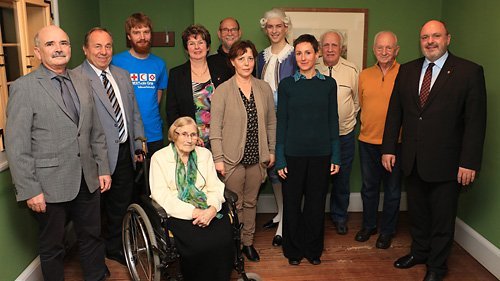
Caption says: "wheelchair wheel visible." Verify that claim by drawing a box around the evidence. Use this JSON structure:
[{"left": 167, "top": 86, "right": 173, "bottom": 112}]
[
  {"left": 237, "top": 272, "right": 262, "bottom": 281},
  {"left": 122, "top": 203, "right": 161, "bottom": 281}
]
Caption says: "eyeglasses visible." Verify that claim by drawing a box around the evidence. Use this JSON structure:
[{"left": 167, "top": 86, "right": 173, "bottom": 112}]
[
  {"left": 175, "top": 131, "right": 198, "bottom": 139},
  {"left": 220, "top": 28, "right": 239, "bottom": 34}
]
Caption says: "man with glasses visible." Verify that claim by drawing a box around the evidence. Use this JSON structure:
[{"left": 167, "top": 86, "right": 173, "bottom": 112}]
[{"left": 208, "top": 17, "right": 242, "bottom": 83}]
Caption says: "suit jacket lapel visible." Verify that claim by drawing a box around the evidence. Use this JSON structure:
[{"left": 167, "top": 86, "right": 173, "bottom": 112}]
[
  {"left": 35, "top": 67, "right": 76, "bottom": 123},
  {"left": 67, "top": 69, "right": 85, "bottom": 129},
  {"left": 411, "top": 58, "right": 425, "bottom": 109},
  {"left": 82, "top": 61, "right": 116, "bottom": 118},
  {"left": 423, "top": 54, "right": 455, "bottom": 111},
  {"left": 110, "top": 65, "right": 131, "bottom": 113}
]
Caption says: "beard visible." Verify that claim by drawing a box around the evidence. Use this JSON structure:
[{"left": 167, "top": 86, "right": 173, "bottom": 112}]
[{"left": 131, "top": 39, "right": 151, "bottom": 54}]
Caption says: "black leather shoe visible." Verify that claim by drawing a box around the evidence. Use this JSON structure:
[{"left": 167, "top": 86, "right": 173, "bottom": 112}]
[
  {"left": 394, "top": 254, "right": 426, "bottom": 269},
  {"left": 334, "top": 221, "right": 348, "bottom": 235},
  {"left": 306, "top": 257, "right": 321, "bottom": 265},
  {"left": 376, "top": 234, "right": 393, "bottom": 249},
  {"left": 423, "top": 271, "right": 443, "bottom": 281},
  {"left": 288, "top": 258, "right": 301, "bottom": 265},
  {"left": 354, "top": 228, "right": 377, "bottom": 242},
  {"left": 263, "top": 219, "right": 279, "bottom": 229},
  {"left": 272, "top": 235, "right": 282, "bottom": 246},
  {"left": 242, "top": 245, "right": 260, "bottom": 262},
  {"left": 106, "top": 251, "right": 126, "bottom": 266}
]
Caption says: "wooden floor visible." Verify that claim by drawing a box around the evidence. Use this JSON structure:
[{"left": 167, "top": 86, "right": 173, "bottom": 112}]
[{"left": 64, "top": 212, "right": 497, "bottom": 281}]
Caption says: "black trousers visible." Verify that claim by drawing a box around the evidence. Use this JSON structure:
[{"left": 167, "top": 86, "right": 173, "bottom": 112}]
[
  {"left": 282, "top": 155, "right": 330, "bottom": 260},
  {"left": 102, "top": 140, "right": 134, "bottom": 255},
  {"left": 405, "top": 166, "right": 460, "bottom": 275},
  {"left": 35, "top": 177, "right": 107, "bottom": 281},
  {"left": 168, "top": 207, "right": 234, "bottom": 281}
]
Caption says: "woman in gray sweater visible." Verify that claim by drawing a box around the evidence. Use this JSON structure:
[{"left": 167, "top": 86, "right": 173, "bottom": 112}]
[{"left": 210, "top": 40, "right": 276, "bottom": 262}]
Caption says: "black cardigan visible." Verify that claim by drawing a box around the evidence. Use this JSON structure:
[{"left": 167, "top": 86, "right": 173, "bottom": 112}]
[{"left": 166, "top": 59, "right": 227, "bottom": 129}]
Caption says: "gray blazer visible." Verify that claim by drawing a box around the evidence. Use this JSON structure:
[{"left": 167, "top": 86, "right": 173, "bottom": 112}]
[
  {"left": 5, "top": 66, "right": 110, "bottom": 203},
  {"left": 74, "top": 61, "right": 144, "bottom": 173}
]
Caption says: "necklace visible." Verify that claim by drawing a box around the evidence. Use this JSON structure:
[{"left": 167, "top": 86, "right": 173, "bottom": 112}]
[{"left": 191, "top": 65, "right": 208, "bottom": 77}]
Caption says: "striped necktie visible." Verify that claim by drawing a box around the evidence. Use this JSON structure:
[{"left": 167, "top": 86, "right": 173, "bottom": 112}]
[
  {"left": 101, "top": 71, "right": 126, "bottom": 142},
  {"left": 420, "top": 63, "right": 435, "bottom": 107}
]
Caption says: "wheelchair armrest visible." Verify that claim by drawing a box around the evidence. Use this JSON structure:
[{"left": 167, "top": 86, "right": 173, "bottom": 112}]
[
  {"left": 224, "top": 188, "right": 238, "bottom": 205},
  {"left": 148, "top": 197, "right": 168, "bottom": 219}
]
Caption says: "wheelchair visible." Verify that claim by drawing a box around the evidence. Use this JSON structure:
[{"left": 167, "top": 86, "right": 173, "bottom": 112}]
[{"left": 121, "top": 141, "right": 261, "bottom": 281}]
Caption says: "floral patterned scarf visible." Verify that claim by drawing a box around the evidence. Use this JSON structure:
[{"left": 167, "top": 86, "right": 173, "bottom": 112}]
[{"left": 172, "top": 145, "right": 222, "bottom": 219}]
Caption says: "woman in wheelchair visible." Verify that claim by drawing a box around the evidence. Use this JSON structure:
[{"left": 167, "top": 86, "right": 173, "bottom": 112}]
[{"left": 149, "top": 116, "right": 234, "bottom": 281}]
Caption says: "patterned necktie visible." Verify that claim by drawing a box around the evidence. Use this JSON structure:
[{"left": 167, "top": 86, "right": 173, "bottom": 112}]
[
  {"left": 101, "top": 71, "right": 126, "bottom": 142},
  {"left": 420, "top": 62, "right": 435, "bottom": 107},
  {"left": 328, "top": 66, "right": 333, "bottom": 77},
  {"left": 55, "top": 76, "right": 79, "bottom": 124}
]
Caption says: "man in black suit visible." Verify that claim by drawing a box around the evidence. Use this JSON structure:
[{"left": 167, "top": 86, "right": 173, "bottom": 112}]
[{"left": 382, "top": 20, "right": 486, "bottom": 281}]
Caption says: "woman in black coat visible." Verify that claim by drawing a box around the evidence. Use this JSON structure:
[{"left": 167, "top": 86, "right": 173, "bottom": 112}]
[{"left": 166, "top": 24, "right": 226, "bottom": 149}]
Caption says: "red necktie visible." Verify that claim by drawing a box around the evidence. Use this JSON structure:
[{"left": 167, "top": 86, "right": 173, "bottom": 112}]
[{"left": 420, "top": 63, "right": 435, "bottom": 107}]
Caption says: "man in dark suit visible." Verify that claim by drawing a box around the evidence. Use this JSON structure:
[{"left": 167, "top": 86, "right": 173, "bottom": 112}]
[
  {"left": 5, "top": 25, "right": 111, "bottom": 281},
  {"left": 382, "top": 20, "right": 486, "bottom": 281},
  {"left": 74, "top": 27, "right": 145, "bottom": 265}
]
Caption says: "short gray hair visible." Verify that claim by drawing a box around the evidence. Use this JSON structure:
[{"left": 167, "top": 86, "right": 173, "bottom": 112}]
[
  {"left": 320, "top": 30, "right": 345, "bottom": 49},
  {"left": 373, "top": 30, "right": 398, "bottom": 46}
]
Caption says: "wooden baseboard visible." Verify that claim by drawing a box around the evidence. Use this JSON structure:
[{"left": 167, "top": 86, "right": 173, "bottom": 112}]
[
  {"left": 15, "top": 257, "right": 42, "bottom": 281},
  {"left": 454, "top": 218, "right": 500, "bottom": 279}
]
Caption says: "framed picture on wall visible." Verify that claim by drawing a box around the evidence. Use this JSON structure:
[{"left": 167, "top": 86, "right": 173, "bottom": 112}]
[{"left": 283, "top": 8, "right": 369, "bottom": 69}]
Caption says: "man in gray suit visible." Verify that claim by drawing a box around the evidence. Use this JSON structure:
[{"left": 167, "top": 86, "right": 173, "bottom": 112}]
[
  {"left": 75, "top": 27, "right": 145, "bottom": 265},
  {"left": 5, "top": 25, "right": 111, "bottom": 280}
]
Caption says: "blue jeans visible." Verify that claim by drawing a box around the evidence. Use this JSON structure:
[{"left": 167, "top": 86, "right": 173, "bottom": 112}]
[
  {"left": 359, "top": 141, "right": 402, "bottom": 235},
  {"left": 330, "top": 131, "right": 355, "bottom": 223}
]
